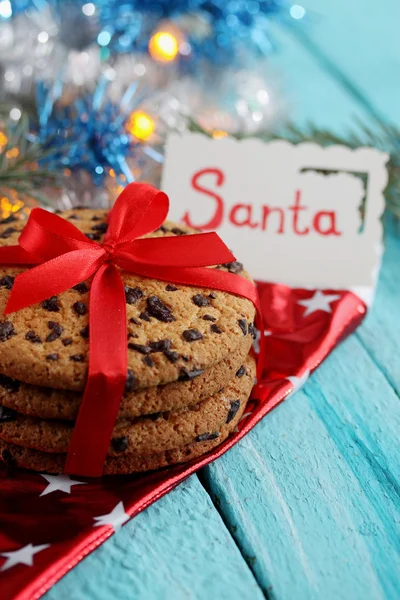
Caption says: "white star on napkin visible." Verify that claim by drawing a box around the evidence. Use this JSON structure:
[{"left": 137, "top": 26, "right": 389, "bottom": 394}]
[
  {"left": 93, "top": 501, "right": 130, "bottom": 533},
  {"left": 297, "top": 290, "right": 341, "bottom": 317},
  {"left": 1, "top": 543, "right": 50, "bottom": 571},
  {"left": 40, "top": 473, "right": 87, "bottom": 496},
  {"left": 287, "top": 369, "right": 310, "bottom": 393}
]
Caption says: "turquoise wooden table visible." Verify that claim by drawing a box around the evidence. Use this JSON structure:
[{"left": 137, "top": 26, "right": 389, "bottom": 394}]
[{"left": 46, "top": 2, "right": 400, "bottom": 598}]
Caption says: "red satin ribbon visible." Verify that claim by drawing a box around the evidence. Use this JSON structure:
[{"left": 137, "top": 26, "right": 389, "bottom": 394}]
[{"left": 0, "top": 183, "right": 263, "bottom": 477}]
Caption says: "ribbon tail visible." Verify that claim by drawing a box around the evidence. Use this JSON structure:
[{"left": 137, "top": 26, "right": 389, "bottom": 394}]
[
  {"left": 0, "top": 245, "right": 40, "bottom": 265},
  {"left": 4, "top": 248, "right": 105, "bottom": 314},
  {"left": 65, "top": 263, "right": 127, "bottom": 477}
]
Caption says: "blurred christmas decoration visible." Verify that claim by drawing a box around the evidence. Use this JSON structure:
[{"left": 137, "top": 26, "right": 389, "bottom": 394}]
[
  {"left": 0, "top": 0, "right": 307, "bottom": 214},
  {"left": 0, "top": 102, "right": 60, "bottom": 216},
  {"left": 3, "top": 1, "right": 287, "bottom": 69}
]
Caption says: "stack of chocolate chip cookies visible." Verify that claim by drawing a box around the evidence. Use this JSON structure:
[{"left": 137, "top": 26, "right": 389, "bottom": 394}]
[{"left": 0, "top": 209, "right": 256, "bottom": 475}]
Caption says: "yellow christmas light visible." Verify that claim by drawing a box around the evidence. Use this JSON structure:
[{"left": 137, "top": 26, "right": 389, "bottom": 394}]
[
  {"left": 149, "top": 31, "right": 179, "bottom": 62},
  {"left": 6, "top": 147, "right": 19, "bottom": 159},
  {"left": 0, "top": 196, "right": 24, "bottom": 219},
  {"left": 127, "top": 110, "right": 155, "bottom": 141},
  {"left": 212, "top": 130, "right": 228, "bottom": 139},
  {"left": 0, "top": 132, "right": 7, "bottom": 151}
]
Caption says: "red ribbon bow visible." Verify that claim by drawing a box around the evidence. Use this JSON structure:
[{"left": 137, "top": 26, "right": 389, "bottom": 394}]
[{"left": 0, "top": 183, "right": 263, "bottom": 477}]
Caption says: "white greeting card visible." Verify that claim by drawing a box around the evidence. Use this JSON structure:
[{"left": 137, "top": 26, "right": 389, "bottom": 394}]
[{"left": 162, "top": 133, "right": 388, "bottom": 301}]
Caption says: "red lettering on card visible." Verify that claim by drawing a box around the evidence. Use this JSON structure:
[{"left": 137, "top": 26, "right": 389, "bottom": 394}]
[
  {"left": 261, "top": 206, "right": 285, "bottom": 233},
  {"left": 230, "top": 204, "right": 259, "bottom": 228},
  {"left": 289, "top": 190, "right": 310, "bottom": 235},
  {"left": 313, "top": 211, "right": 341, "bottom": 236},
  {"left": 183, "top": 168, "right": 225, "bottom": 229}
]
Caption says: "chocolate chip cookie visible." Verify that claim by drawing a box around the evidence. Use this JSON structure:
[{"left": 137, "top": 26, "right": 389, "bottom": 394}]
[
  {"left": 0, "top": 390, "right": 249, "bottom": 475},
  {"left": 0, "top": 355, "right": 255, "bottom": 458},
  {"left": 0, "top": 212, "right": 256, "bottom": 391},
  {"left": 0, "top": 337, "right": 253, "bottom": 419}
]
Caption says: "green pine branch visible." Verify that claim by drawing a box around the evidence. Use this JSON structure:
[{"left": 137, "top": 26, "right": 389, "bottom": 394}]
[{"left": 0, "top": 104, "right": 62, "bottom": 210}]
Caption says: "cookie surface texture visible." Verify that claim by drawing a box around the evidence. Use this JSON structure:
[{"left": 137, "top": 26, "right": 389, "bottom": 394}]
[{"left": 0, "top": 211, "right": 256, "bottom": 391}]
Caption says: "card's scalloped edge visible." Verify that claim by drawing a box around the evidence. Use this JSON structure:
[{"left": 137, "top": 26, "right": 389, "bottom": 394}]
[{"left": 164, "top": 133, "right": 390, "bottom": 300}]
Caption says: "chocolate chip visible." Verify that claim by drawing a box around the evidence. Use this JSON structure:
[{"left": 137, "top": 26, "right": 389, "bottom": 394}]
[
  {"left": 68, "top": 214, "right": 79, "bottom": 220},
  {"left": 48, "top": 321, "right": 63, "bottom": 333},
  {"left": 182, "top": 329, "right": 203, "bottom": 342},
  {"left": 70, "top": 354, "right": 85, "bottom": 362},
  {"left": 166, "top": 284, "right": 178, "bottom": 291},
  {"left": 203, "top": 314, "right": 216, "bottom": 322},
  {"left": 0, "top": 227, "right": 17, "bottom": 239},
  {"left": 42, "top": 296, "right": 60, "bottom": 312},
  {"left": 139, "top": 311, "right": 151, "bottom": 322},
  {"left": 171, "top": 227, "right": 187, "bottom": 235},
  {"left": 208, "top": 292, "right": 217, "bottom": 299},
  {"left": 226, "top": 400, "right": 241, "bottom": 423},
  {"left": 73, "top": 282, "right": 88, "bottom": 294},
  {"left": 248, "top": 323, "right": 257, "bottom": 339},
  {"left": 130, "top": 317, "right": 140, "bottom": 325},
  {"left": 0, "top": 374, "right": 19, "bottom": 393},
  {"left": 0, "top": 322, "right": 15, "bottom": 342},
  {"left": 91, "top": 222, "right": 108, "bottom": 233},
  {"left": 25, "top": 330, "right": 42, "bottom": 344},
  {"left": 124, "top": 286, "right": 143, "bottom": 305},
  {"left": 112, "top": 436, "right": 129, "bottom": 452},
  {"left": 149, "top": 339, "right": 171, "bottom": 352},
  {"left": 238, "top": 319, "right": 247, "bottom": 335},
  {"left": 128, "top": 343, "right": 151, "bottom": 354},
  {"left": 146, "top": 296, "right": 175, "bottom": 322},
  {"left": 128, "top": 332, "right": 138, "bottom": 339},
  {"left": 91, "top": 215, "right": 101, "bottom": 221},
  {"left": 181, "top": 355, "right": 190, "bottom": 362},
  {"left": 85, "top": 232, "right": 101, "bottom": 241},
  {"left": 62, "top": 338, "right": 73, "bottom": 346},
  {"left": 210, "top": 324, "right": 222, "bottom": 334},
  {"left": 178, "top": 367, "right": 204, "bottom": 381},
  {"left": 222, "top": 261, "right": 243, "bottom": 274},
  {"left": 0, "top": 276, "right": 14, "bottom": 290},
  {"left": 1, "top": 448, "right": 16, "bottom": 467},
  {"left": 124, "top": 369, "right": 136, "bottom": 393},
  {"left": 80, "top": 325, "right": 89, "bottom": 339},
  {"left": 163, "top": 349, "right": 180, "bottom": 363},
  {"left": 156, "top": 225, "right": 169, "bottom": 233},
  {"left": 147, "top": 412, "right": 161, "bottom": 421},
  {"left": 192, "top": 294, "right": 210, "bottom": 307},
  {"left": 236, "top": 365, "right": 246, "bottom": 378},
  {"left": 73, "top": 301, "right": 87, "bottom": 316},
  {"left": 46, "top": 331, "right": 60, "bottom": 342},
  {"left": 195, "top": 431, "right": 219, "bottom": 442},
  {"left": 0, "top": 215, "right": 16, "bottom": 224},
  {"left": 0, "top": 406, "right": 17, "bottom": 422},
  {"left": 143, "top": 355, "right": 155, "bottom": 367},
  {"left": 46, "top": 353, "right": 59, "bottom": 361},
  {"left": 46, "top": 321, "right": 63, "bottom": 342}
]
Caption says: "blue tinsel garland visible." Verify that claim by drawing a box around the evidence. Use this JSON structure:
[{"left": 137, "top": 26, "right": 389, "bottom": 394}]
[
  {"left": 34, "top": 79, "right": 163, "bottom": 185},
  {"left": 5, "top": 0, "right": 287, "bottom": 68}
]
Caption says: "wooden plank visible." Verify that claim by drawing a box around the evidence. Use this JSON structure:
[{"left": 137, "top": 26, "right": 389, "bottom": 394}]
[
  {"left": 202, "top": 328, "right": 400, "bottom": 600},
  {"left": 356, "top": 217, "right": 400, "bottom": 394},
  {"left": 45, "top": 475, "right": 264, "bottom": 600}
]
